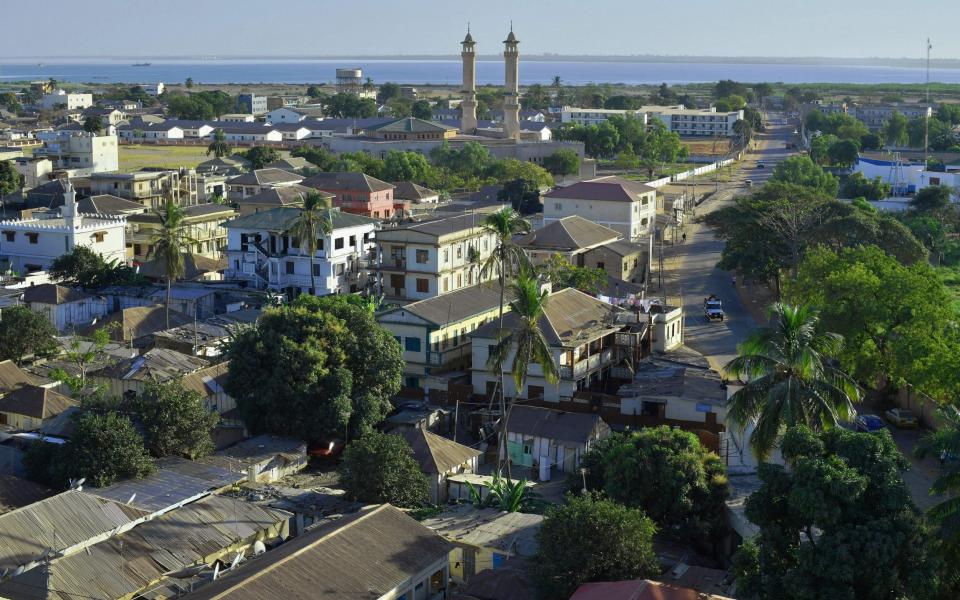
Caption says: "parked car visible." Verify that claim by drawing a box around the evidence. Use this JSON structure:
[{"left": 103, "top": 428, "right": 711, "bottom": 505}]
[
  {"left": 308, "top": 439, "right": 345, "bottom": 459},
  {"left": 756, "top": 161, "right": 765, "bottom": 168},
  {"left": 856, "top": 414, "right": 885, "bottom": 433},
  {"left": 885, "top": 408, "right": 919, "bottom": 428},
  {"left": 745, "top": 179, "right": 753, "bottom": 188},
  {"left": 703, "top": 295, "right": 724, "bottom": 321}
]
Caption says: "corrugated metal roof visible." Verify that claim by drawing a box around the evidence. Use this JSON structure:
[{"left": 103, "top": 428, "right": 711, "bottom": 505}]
[
  {"left": 400, "top": 428, "right": 481, "bottom": 475},
  {"left": 519, "top": 215, "right": 620, "bottom": 251},
  {"left": 421, "top": 505, "right": 543, "bottom": 556},
  {"left": 506, "top": 405, "right": 606, "bottom": 444},
  {"left": 0, "top": 385, "right": 77, "bottom": 419},
  {"left": 0, "top": 360, "right": 36, "bottom": 394},
  {"left": 90, "top": 348, "right": 208, "bottom": 382},
  {"left": 183, "top": 504, "right": 453, "bottom": 600},
  {"left": 90, "top": 457, "right": 241, "bottom": 513},
  {"left": 382, "top": 282, "right": 506, "bottom": 326},
  {"left": 224, "top": 206, "right": 379, "bottom": 232},
  {"left": 0, "top": 476, "right": 52, "bottom": 516}
]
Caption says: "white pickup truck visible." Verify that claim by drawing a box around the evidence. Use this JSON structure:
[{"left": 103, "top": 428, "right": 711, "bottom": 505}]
[{"left": 704, "top": 295, "right": 724, "bottom": 321}]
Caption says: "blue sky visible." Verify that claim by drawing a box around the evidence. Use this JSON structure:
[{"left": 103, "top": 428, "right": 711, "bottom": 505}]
[{"left": 3, "top": 0, "right": 958, "bottom": 59}]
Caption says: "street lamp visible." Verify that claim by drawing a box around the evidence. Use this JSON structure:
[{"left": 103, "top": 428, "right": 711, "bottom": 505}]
[{"left": 580, "top": 467, "right": 588, "bottom": 495}]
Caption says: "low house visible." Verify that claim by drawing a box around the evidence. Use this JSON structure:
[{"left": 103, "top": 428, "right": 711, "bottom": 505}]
[
  {"left": 0, "top": 384, "right": 77, "bottom": 430},
  {"left": 518, "top": 215, "right": 620, "bottom": 266},
  {"left": 503, "top": 405, "right": 611, "bottom": 474},
  {"left": 160, "top": 119, "right": 215, "bottom": 138},
  {"left": 89, "top": 347, "right": 209, "bottom": 398},
  {"left": 137, "top": 252, "right": 226, "bottom": 282},
  {"left": 301, "top": 171, "right": 396, "bottom": 219},
  {"left": 153, "top": 310, "right": 260, "bottom": 357},
  {"left": 217, "top": 124, "right": 282, "bottom": 143},
  {"left": 233, "top": 184, "right": 326, "bottom": 216},
  {"left": 400, "top": 427, "right": 481, "bottom": 503},
  {"left": 582, "top": 238, "right": 651, "bottom": 284},
  {"left": 394, "top": 181, "right": 440, "bottom": 204},
  {"left": 83, "top": 304, "right": 194, "bottom": 347},
  {"left": 183, "top": 504, "right": 452, "bottom": 600},
  {"left": 199, "top": 435, "right": 307, "bottom": 484},
  {"left": 543, "top": 176, "right": 657, "bottom": 241},
  {"left": 378, "top": 283, "right": 507, "bottom": 392},
  {"left": 269, "top": 122, "right": 312, "bottom": 140},
  {"left": 422, "top": 504, "right": 543, "bottom": 583},
  {"left": 197, "top": 155, "right": 251, "bottom": 175},
  {"left": 570, "top": 579, "right": 736, "bottom": 600},
  {"left": 22, "top": 284, "right": 109, "bottom": 332},
  {"left": 263, "top": 157, "right": 311, "bottom": 172},
  {"left": 117, "top": 121, "right": 184, "bottom": 140},
  {"left": 180, "top": 362, "right": 239, "bottom": 424},
  {"left": 0, "top": 475, "right": 51, "bottom": 516},
  {"left": 226, "top": 168, "right": 303, "bottom": 201},
  {"left": 364, "top": 117, "right": 458, "bottom": 141}
]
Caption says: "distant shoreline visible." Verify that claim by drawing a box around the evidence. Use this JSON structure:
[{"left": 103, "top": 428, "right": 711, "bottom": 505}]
[{"left": 4, "top": 55, "right": 960, "bottom": 69}]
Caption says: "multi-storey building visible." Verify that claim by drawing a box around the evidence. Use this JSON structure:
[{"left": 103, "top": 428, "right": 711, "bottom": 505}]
[
  {"left": 88, "top": 170, "right": 195, "bottom": 208},
  {"left": 849, "top": 104, "right": 934, "bottom": 130},
  {"left": 39, "top": 90, "right": 93, "bottom": 111},
  {"left": 542, "top": 176, "right": 657, "bottom": 241},
  {"left": 224, "top": 206, "right": 379, "bottom": 296},
  {"left": 374, "top": 214, "right": 498, "bottom": 302},
  {"left": 225, "top": 168, "right": 304, "bottom": 201},
  {"left": 32, "top": 131, "right": 118, "bottom": 175},
  {"left": 560, "top": 107, "right": 646, "bottom": 126},
  {"left": 127, "top": 203, "right": 236, "bottom": 262},
  {"left": 237, "top": 93, "right": 268, "bottom": 116},
  {"left": 301, "top": 172, "right": 395, "bottom": 219},
  {"left": 643, "top": 105, "right": 743, "bottom": 137}
]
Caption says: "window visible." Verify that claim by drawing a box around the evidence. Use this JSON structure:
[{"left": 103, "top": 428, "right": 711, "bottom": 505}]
[
  {"left": 349, "top": 235, "right": 356, "bottom": 247},
  {"left": 442, "top": 248, "right": 449, "bottom": 263},
  {"left": 92, "top": 232, "right": 105, "bottom": 243},
  {"left": 334, "top": 237, "right": 344, "bottom": 250},
  {"left": 2, "top": 232, "right": 13, "bottom": 242},
  {"left": 334, "top": 263, "right": 345, "bottom": 275},
  {"left": 456, "top": 273, "right": 462, "bottom": 288},
  {"left": 456, "top": 245, "right": 462, "bottom": 259},
  {"left": 442, "top": 278, "right": 449, "bottom": 293},
  {"left": 415, "top": 249, "right": 429, "bottom": 264},
  {"left": 596, "top": 261, "right": 605, "bottom": 270},
  {"left": 416, "top": 278, "right": 429, "bottom": 293},
  {"left": 317, "top": 238, "right": 324, "bottom": 251},
  {"left": 404, "top": 337, "right": 421, "bottom": 352},
  {"left": 554, "top": 202, "right": 562, "bottom": 210},
  {"left": 313, "top": 263, "right": 322, "bottom": 276},
  {"left": 26, "top": 233, "right": 38, "bottom": 244},
  {"left": 285, "top": 261, "right": 295, "bottom": 274},
  {"left": 390, "top": 274, "right": 405, "bottom": 289}
]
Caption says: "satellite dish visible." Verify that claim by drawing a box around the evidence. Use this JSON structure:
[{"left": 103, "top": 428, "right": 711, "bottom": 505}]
[
  {"left": 252, "top": 540, "right": 266, "bottom": 556},
  {"left": 229, "top": 552, "right": 242, "bottom": 570},
  {"left": 212, "top": 563, "right": 220, "bottom": 581}
]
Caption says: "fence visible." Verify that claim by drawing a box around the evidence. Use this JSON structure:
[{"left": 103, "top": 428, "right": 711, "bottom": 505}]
[
  {"left": 894, "top": 384, "right": 946, "bottom": 431},
  {"left": 644, "top": 157, "right": 738, "bottom": 189}
]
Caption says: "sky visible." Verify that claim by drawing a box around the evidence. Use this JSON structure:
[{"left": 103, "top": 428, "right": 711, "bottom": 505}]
[{"left": 3, "top": 0, "right": 959, "bottom": 59}]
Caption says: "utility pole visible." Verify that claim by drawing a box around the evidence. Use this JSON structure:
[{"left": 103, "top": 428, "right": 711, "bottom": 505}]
[
  {"left": 923, "top": 38, "right": 932, "bottom": 182},
  {"left": 453, "top": 397, "right": 460, "bottom": 443}
]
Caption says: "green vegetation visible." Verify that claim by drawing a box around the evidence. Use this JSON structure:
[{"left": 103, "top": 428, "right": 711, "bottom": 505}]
[
  {"left": 554, "top": 117, "right": 687, "bottom": 173},
  {"left": 539, "top": 254, "right": 607, "bottom": 295},
  {"left": 575, "top": 427, "right": 728, "bottom": 541},
  {"left": 225, "top": 295, "right": 403, "bottom": 442},
  {"left": 206, "top": 128, "right": 230, "bottom": 159},
  {"left": 541, "top": 148, "right": 581, "bottom": 177},
  {"left": 338, "top": 431, "right": 430, "bottom": 509},
  {"left": 50, "top": 246, "right": 146, "bottom": 289},
  {"left": 148, "top": 203, "right": 198, "bottom": 328},
  {"left": 243, "top": 145, "right": 280, "bottom": 170},
  {"left": 132, "top": 380, "right": 219, "bottom": 459},
  {"left": 0, "top": 159, "right": 23, "bottom": 197},
  {"left": 166, "top": 90, "right": 235, "bottom": 119},
  {"left": 0, "top": 306, "right": 58, "bottom": 366},
  {"left": 734, "top": 426, "right": 939, "bottom": 600},
  {"left": 533, "top": 495, "right": 659, "bottom": 600}
]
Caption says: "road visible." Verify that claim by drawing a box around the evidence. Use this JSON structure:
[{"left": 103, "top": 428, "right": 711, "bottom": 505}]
[{"left": 669, "top": 120, "right": 798, "bottom": 371}]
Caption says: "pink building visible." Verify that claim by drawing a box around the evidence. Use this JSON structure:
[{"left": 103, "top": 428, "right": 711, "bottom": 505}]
[{"left": 301, "top": 172, "right": 396, "bottom": 219}]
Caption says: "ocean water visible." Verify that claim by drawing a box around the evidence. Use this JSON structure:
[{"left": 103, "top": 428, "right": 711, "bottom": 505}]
[{"left": 1, "top": 58, "right": 958, "bottom": 86}]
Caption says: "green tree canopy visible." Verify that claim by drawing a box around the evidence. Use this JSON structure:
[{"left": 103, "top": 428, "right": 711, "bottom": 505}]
[
  {"left": 0, "top": 306, "right": 58, "bottom": 365},
  {"left": 533, "top": 495, "right": 659, "bottom": 600},
  {"left": 244, "top": 146, "right": 280, "bottom": 170},
  {"left": 49, "top": 246, "right": 146, "bottom": 289},
  {"left": 770, "top": 155, "right": 839, "bottom": 197},
  {"left": 841, "top": 172, "right": 891, "bottom": 200},
  {"left": 0, "top": 160, "right": 24, "bottom": 197},
  {"left": 538, "top": 254, "right": 607, "bottom": 295},
  {"left": 225, "top": 295, "right": 403, "bottom": 441},
  {"left": 575, "top": 427, "right": 728, "bottom": 541},
  {"left": 541, "top": 149, "right": 580, "bottom": 176},
  {"left": 734, "top": 426, "right": 939, "bottom": 600},
  {"left": 338, "top": 431, "right": 429, "bottom": 508},
  {"left": 131, "top": 380, "right": 219, "bottom": 459}
]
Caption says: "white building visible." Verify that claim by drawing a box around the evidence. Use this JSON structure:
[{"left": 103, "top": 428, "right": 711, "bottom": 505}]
[
  {"left": 266, "top": 106, "right": 325, "bottom": 123},
  {"left": 39, "top": 90, "right": 93, "bottom": 111},
  {"left": 160, "top": 120, "right": 215, "bottom": 138},
  {"left": 644, "top": 105, "right": 744, "bottom": 137},
  {"left": 143, "top": 82, "right": 165, "bottom": 97},
  {"left": 561, "top": 106, "right": 647, "bottom": 126},
  {"left": 22, "top": 283, "right": 109, "bottom": 332},
  {"left": 853, "top": 156, "right": 959, "bottom": 198},
  {"left": 12, "top": 157, "right": 53, "bottom": 190},
  {"left": 224, "top": 206, "right": 379, "bottom": 296},
  {"left": 0, "top": 182, "right": 126, "bottom": 274},
  {"left": 116, "top": 122, "right": 184, "bottom": 140},
  {"left": 31, "top": 131, "right": 119, "bottom": 175},
  {"left": 542, "top": 176, "right": 657, "bottom": 241},
  {"left": 218, "top": 125, "right": 282, "bottom": 143}
]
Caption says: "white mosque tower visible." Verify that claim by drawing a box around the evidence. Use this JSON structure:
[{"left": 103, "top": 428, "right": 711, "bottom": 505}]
[
  {"left": 502, "top": 24, "right": 521, "bottom": 140},
  {"left": 460, "top": 26, "right": 478, "bottom": 133}
]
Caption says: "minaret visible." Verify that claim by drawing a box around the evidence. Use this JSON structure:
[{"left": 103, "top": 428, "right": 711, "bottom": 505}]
[
  {"left": 61, "top": 180, "right": 79, "bottom": 249},
  {"left": 502, "top": 24, "right": 521, "bottom": 140},
  {"left": 460, "top": 26, "right": 478, "bottom": 133}
]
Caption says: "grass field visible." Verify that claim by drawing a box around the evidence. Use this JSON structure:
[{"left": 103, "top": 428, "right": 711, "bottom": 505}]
[
  {"left": 682, "top": 139, "right": 732, "bottom": 156},
  {"left": 118, "top": 144, "right": 215, "bottom": 172}
]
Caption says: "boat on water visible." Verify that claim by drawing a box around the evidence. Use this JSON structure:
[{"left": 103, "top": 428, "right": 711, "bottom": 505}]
[{"left": 132, "top": 62, "right": 152, "bottom": 67}]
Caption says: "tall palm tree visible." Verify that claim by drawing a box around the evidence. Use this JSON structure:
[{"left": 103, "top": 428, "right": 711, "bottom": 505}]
[
  {"left": 207, "top": 128, "right": 229, "bottom": 158},
  {"left": 479, "top": 207, "right": 531, "bottom": 474},
  {"left": 489, "top": 271, "right": 560, "bottom": 477},
  {"left": 724, "top": 303, "right": 859, "bottom": 461},
  {"left": 916, "top": 405, "right": 960, "bottom": 561},
  {"left": 148, "top": 202, "right": 197, "bottom": 328},
  {"left": 285, "top": 191, "right": 333, "bottom": 295}
]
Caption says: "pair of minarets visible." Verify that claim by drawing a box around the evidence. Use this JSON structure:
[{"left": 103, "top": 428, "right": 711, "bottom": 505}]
[{"left": 461, "top": 25, "right": 520, "bottom": 139}]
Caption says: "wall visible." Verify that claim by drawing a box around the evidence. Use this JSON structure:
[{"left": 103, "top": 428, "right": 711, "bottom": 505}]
[{"left": 30, "top": 297, "right": 109, "bottom": 332}]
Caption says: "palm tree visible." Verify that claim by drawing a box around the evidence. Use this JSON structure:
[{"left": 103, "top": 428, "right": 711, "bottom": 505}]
[
  {"left": 479, "top": 207, "right": 532, "bottom": 475},
  {"left": 285, "top": 191, "right": 333, "bottom": 295},
  {"left": 207, "top": 128, "right": 229, "bottom": 158},
  {"left": 724, "top": 303, "right": 859, "bottom": 461},
  {"left": 148, "top": 202, "right": 198, "bottom": 328},
  {"left": 917, "top": 405, "right": 960, "bottom": 560},
  {"left": 551, "top": 75, "right": 563, "bottom": 105},
  {"left": 489, "top": 272, "right": 561, "bottom": 476}
]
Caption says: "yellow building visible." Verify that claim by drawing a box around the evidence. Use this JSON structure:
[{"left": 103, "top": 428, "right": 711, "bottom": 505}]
[{"left": 127, "top": 203, "right": 236, "bottom": 262}]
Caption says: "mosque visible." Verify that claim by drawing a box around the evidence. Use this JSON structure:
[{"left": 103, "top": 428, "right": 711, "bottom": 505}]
[{"left": 459, "top": 25, "right": 521, "bottom": 139}]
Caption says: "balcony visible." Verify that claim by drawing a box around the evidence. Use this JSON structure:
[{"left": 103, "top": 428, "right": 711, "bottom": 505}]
[
  {"left": 380, "top": 257, "right": 407, "bottom": 271},
  {"left": 559, "top": 348, "right": 613, "bottom": 380}
]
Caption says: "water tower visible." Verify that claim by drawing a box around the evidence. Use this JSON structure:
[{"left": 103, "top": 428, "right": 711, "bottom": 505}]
[{"left": 336, "top": 68, "right": 364, "bottom": 94}]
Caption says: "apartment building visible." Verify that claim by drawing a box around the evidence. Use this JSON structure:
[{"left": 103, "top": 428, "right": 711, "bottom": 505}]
[
  {"left": 39, "top": 90, "right": 93, "bottom": 111},
  {"left": 237, "top": 93, "right": 268, "bottom": 115},
  {"left": 542, "top": 176, "right": 657, "bottom": 241},
  {"left": 32, "top": 131, "right": 118, "bottom": 174},
  {"left": 375, "top": 213, "right": 498, "bottom": 302},
  {"left": 560, "top": 107, "right": 647, "bottom": 126},
  {"left": 644, "top": 105, "right": 744, "bottom": 137},
  {"left": 88, "top": 171, "right": 195, "bottom": 208},
  {"left": 850, "top": 104, "right": 934, "bottom": 130},
  {"left": 226, "top": 168, "right": 304, "bottom": 201},
  {"left": 224, "top": 206, "right": 379, "bottom": 296},
  {"left": 378, "top": 283, "right": 507, "bottom": 390},
  {"left": 127, "top": 203, "right": 236, "bottom": 262},
  {"left": 301, "top": 171, "right": 395, "bottom": 219}
]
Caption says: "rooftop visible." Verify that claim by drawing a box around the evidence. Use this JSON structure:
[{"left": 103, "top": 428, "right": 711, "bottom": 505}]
[
  {"left": 82, "top": 304, "right": 194, "bottom": 342},
  {"left": 378, "top": 212, "right": 488, "bottom": 240},
  {"left": 301, "top": 170, "right": 394, "bottom": 193},
  {"left": 421, "top": 504, "right": 543, "bottom": 556},
  {"left": 519, "top": 215, "right": 621, "bottom": 252},
  {"left": 543, "top": 176, "right": 656, "bottom": 202},
  {"left": 399, "top": 428, "right": 481, "bottom": 475},
  {"left": 233, "top": 184, "right": 327, "bottom": 208},
  {"left": 226, "top": 168, "right": 303, "bottom": 187},
  {"left": 393, "top": 181, "right": 439, "bottom": 201},
  {"left": 365, "top": 116, "right": 457, "bottom": 134},
  {"left": 505, "top": 405, "right": 607, "bottom": 444},
  {"left": 182, "top": 504, "right": 453, "bottom": 600},
  {"left": 0, "top": 360, "right": 36, "bottom": 395},
  {"left": 0, "top": 476, "right": 52, "bottom": 516},
  {"left": 90, "top": 348, "right": 209, "bottom": 382},
  {"left": 617, "top": 357, "right": 727, "bottom": 407},
  {"left": 225, "top": 206, "right": 379, "bottom": 232},
  {"left": 0, "top": 384, "right": 77, "bottom": 420},
  {"left": 381, "top": 282, "right": 506, "bottom": 326},
  {"left": 571, "top": 579, "right": 735, "bottom": 600},
  {"left": 22, "top": 284, "right": 94, "bottom": 305}
]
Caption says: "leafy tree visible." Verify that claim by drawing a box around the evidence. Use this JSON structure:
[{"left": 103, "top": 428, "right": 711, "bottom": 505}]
[
  {"left": 0, "top": 160, "right": 23, "bottom": 197},
  {"left": 377, "top": 82, "right": 401, "bottom": 103},
  {"left": 386, "top": 97, "right": 413, "bottom": 118},
  {"left": 206, "top": 128, "right": 230, "bottom": 158},
  {"left": 809, "top": 133, "right": 837, "bottom": 165},
  {"left": 485, "top": 158, "right": 553, "bottom": 189},
  {"left": 411, "top": 99, "right": 433, "bottom": 120},
  {"left": 911, "top": 185, "right": 952, "bottom": 214},
  {"left": 498, "top": 177, "right": 541, "bottom": 214},
  {"left": 244, "top": 146, "right": 280, "bottom": 170},
  {"left": 167, "top": 94, "right": 214, "bottom": 120},
  {"left": 148, "top": 202, "right": 197, "bottom": 328},
  {"left": 883, "top": 110, "right": 910, "bottom": 147},
  {"left": 49, "top": 245, "right": 146, "bottom": 289},
  {"left": 770, "top": 155, "right": 839, "bottom": 197},
  {"left": 715, "top": 79, "right": 749, "bottom": 99},
  {"left": 284, "top": 194, "right": 332, "bottom": 294},
  {"left": 603, "top": 95, "right": 642, "bottom": 111},
  {"left": 131, "top": 380, "right": 218, "bottom": 459},
  {"left": 333, "top": 151, "right": 385, "bottom": 179},
  {"left": 575, "top": 427, "right": 728, "bottom": 541},
  {"left": 82, "top": 115, "right": 101, "bottom": 134},
  {"left": 382, "top": 150, "right": 437, "bottom": 185},
  {"left": 841, "top": 172, "right": 890, "bottom": 200},
  {"left": 725, "top": 303, "right": 859, "bottom": 461},
  {"left": 225, "top": 296, "right": 403, "bottom": 441},
  {"left": 936, "top": 103, "right": 960, "bottom": 125},
  {"left": 715, "top": 95, "right": 746, "bottom": 112},
  {"left": 533, "top": 495, "right": 659, "bottom": 600},
  {"left": 787, "top": 245, "right": 960, "bottom": 399},
  {"left": 916, "top": 404, "right": 960, "bottom": 595},
  {"left": 338, "top": 431, "right": 429, "bottom": 508},
  {"left": 292, "top": 145, "right": 337, "bottom": 171},
  {"left": 542, "top": 149, "right": 580, "bottom": 177},
  {"left": 185, "top": 77, "right": 194, "bottom": 89},
  {"left": 26, "top": 412, "right": 154, "bottom": 489},
  {"left": 0, "top": 92, "right": 20, "bottom": 113},
  {"left": 521, "top": 83, "right": 551, "bottom": 110},
  {"left": 51, "top": 326, "right": 113, "bottom": 399},
  {"left": 734, "top": 426, "right": 940, "bottom": 600},
  {"left": 324, "top": 93, "right": 377, "bottom": 118},
  {"left": 0, "top": 306, "right": 58, "bottom": 366},
  {"left": 539, "top": 255, "right": 607, "bottom": 295},
  {"left": 753, "top": 82, "right": 774, "bottom": 108},
  {"left": 860, "top": 132, "right": 883, "bottom": 150},
  {"left": 827, "top": 138, "right": 860, "bottom": 167}
]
